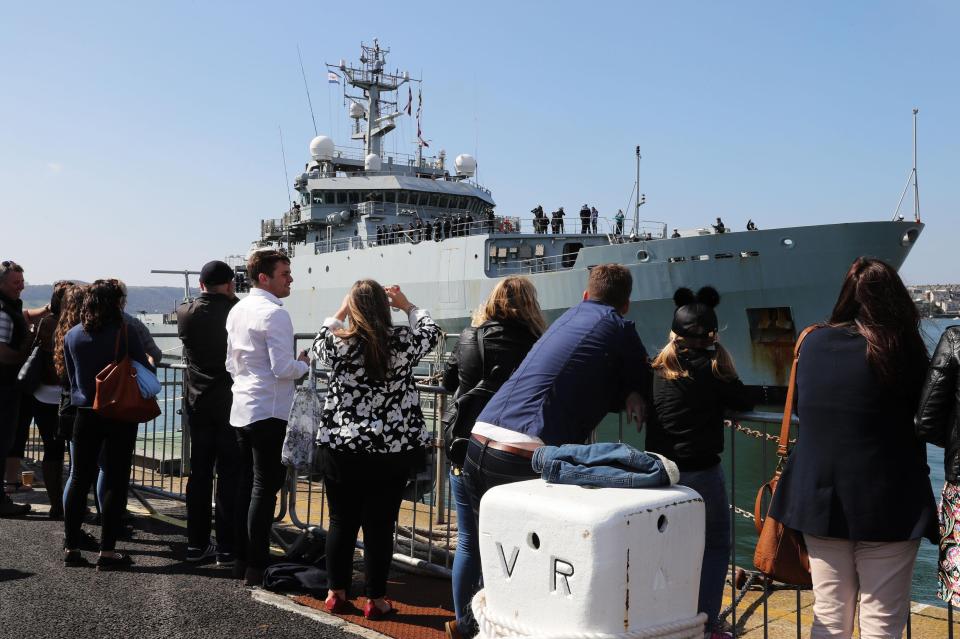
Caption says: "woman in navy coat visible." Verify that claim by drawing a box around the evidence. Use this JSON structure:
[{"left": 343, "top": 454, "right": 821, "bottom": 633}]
[{"left": 769, "top": 257, "right": 937, "bottom": 639}]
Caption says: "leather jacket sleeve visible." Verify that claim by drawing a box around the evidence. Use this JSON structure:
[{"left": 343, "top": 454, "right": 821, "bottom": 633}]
[{"left": 915, "top": 327, "right": 960, "bottom": 447}]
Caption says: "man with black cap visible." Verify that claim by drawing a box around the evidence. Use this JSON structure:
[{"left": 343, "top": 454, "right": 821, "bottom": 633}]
[{"left": 177, "top": 260, "right": 240, "bottom": 565}]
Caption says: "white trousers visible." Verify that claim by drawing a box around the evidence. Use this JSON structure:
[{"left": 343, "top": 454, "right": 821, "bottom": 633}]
[{"left": 803, "top": 534, "right": 920, "bottom": 639}]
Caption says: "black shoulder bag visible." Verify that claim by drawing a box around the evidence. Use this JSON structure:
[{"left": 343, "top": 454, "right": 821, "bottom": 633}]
[{"left": 442, "top": 329, "right": 494, "bottom": 467}]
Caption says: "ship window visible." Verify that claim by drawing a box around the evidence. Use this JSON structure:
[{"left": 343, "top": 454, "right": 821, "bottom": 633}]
[
  {"left": 348, "top": 191, "right": 360, "bottom": 204},
  {"left": 396, "top": 192, "right": 408, "bottom": 205},
  {"left": 637, "top": 250, "right": 650, "bottom": 262},
  {"left": 428, "top": 194, "right": 440, "bottom": 208},
  {"left": 561, "top": 242, "right": 583, "bottom": 268},
  {"left": 311, "top": 191, "right": 324, "bottom": 205},
  {"left": 714, "top": 252, "right": 734, "bottom": 259},
  {"left": 691, "top": 254, "right": 710, "bottom": 261},
  {"left": 781, "top": 238, "right": 795, "bottom": 248},
  {"left": 668, "top": 256, "right": 686, "bottom": 263},
  {"left": 438, "top": 195, "right": 449, "bottom": 209},
  {"left": 385, "top": 192, "right": 396, "bottom": 203}
]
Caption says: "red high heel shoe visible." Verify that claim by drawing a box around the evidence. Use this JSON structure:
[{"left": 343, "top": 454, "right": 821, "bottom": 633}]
[
  {"left": 363, "top": 598, "right": 397, "bottom": 620},
  {"left": 324, "top": 593, "right": 349, "bottom": 614}
]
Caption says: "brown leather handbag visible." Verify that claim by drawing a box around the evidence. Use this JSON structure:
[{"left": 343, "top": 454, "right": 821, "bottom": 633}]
[
  {"left": 752, "top": 325, "right": 816, "bottom": 587},
  {"left": 93, "top": 323, "right": 161, "bottom": 423}
]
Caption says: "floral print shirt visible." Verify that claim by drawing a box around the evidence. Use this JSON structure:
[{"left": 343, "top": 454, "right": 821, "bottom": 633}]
[{"left": 312, "top": 307, "right": 441, "bottom": 453}]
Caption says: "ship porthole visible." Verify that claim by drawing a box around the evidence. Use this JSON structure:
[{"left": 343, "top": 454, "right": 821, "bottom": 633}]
[
  {"left": 325, "top": 265, "right": 330, "bottom": 272},
  {"left": 901, "top": 228, "right": 920, "bottom": 246},
  {"left": 308, "top": 267, "right": 312, "bottom": 274},
  {"left": 637, "top": 250, "right": 650, "bottom": 262},
  {"left": 781, "top": 238, "right": 795, "bottom": 249},
  {"left": 527, "top": 532, "right": 541, "bottom": 550}
]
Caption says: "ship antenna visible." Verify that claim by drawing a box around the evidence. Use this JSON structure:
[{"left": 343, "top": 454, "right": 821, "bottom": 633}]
[
  {"left": 278, "top": 125, "right": 292, "bottom": 207},
  {"left": 633, "top": 145, "right": 641, "bottom": 235},
  {"left": 892, "top": 108, "right": 921, "bottom": 223},
  {"left": 297, "top": 44, "right": 318, "bottom": 136},
  {"left": 913, "top": 107, "right": 920, "bottom": 222}
]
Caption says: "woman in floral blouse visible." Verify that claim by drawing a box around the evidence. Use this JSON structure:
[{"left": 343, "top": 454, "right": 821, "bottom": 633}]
[{"left": 313, "top": 280, "right": 441, "bottom": 620}]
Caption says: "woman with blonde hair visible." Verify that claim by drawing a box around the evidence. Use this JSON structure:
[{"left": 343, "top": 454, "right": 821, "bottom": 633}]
[
  {"left": 313, "top": 281, "right": 441, "bottom": 619},
  {"left": 441, "top": 276, "right": 546, "bottom": 639},
  {"left": 646, "top": 286, "right": 755, "bottom": 639}
]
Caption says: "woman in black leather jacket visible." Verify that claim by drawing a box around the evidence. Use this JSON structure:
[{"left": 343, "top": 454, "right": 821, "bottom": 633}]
[
  {"left": 441, "top": 276, "right": 545, "bottom": 639},
  {"left": 916, "top": 325, "right": 960, "bottom": 606}
]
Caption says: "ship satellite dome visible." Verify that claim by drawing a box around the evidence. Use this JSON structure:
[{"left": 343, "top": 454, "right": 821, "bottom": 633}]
[
  {"left": 454, "top": 154, "right": 477, "bottom": 177},
  {"left": 365, "top": 153, "right": 382, "bottom": 171},
  {"left": 349, "top": 102, "right": 365, "bottom": 119},
  {"left": 309, "top": 135, "right": 335, "bottom": 161}
]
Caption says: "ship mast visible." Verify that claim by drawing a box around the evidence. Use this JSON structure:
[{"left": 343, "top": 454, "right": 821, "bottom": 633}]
[{"left": 329, "top": 39, "right": 414, "bottom": 160}]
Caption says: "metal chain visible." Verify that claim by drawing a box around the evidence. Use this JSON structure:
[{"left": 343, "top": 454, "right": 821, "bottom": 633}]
[{"left": 724, "top": 420, "right": 796, "bottom": 445}]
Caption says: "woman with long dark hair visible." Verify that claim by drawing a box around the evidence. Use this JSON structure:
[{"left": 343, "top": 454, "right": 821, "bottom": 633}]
[
  {"left": 313, "top": 281, "right": 441, "bottom": 619},
  {"left": 14, "top": 281, "right": 73, "bottom": 518},
  {"left": 62, "top": 279, "right": 153, "bottom": 569},
  {"left": 54, "top": 284, "right": 87, "bottom": 521},
  {"left": 770, "top": 257, "right": 937, "bottom": 639},
  {"left": 441, "top": 276, "right": 546, "bottom": 639}
]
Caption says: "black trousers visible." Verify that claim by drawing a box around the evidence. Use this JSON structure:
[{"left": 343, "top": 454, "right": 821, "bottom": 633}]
[
  {"left": 185, "top": 399, "right": 240, "bottom": 551},
  {"left": 64, "top": 409, "right": 137, "bottom": 551},
  {"left": 235, "top": 418, "right": 287, "bottom": 570},
  {"left": 22, "top": 395, "right": 65, "bottom": 509},
  {"left": 320, "top": 447, "right": 422, "bottom": 598},
  {"left": 461, "top": 438, "right": 538, "bottom": 520}
]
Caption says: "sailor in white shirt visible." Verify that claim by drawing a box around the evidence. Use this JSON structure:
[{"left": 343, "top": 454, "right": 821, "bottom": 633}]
[{"left": 224, "top": 250, "right": 309, "bottom": 585}]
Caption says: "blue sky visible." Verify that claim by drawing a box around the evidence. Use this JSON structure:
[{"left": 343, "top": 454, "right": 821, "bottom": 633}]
[{"left": 1, "top": 1, "right": 957, "bottom": 285}]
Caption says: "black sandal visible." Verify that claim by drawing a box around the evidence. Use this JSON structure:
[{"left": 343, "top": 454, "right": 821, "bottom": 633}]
[
  {"left": 64, "top": 550, "right": 91, "bottom": 567},
  {"left": 96, "top": 553, "right": 134, "bottom": 571}
]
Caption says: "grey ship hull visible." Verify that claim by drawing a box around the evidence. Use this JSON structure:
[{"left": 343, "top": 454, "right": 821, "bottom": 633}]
[{"left": 282, "top": 220, "right": 923, "bottom": 388}]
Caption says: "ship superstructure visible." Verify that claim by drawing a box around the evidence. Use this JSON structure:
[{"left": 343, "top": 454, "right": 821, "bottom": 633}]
[{"left": 243, "top": 40, "right": 924, "bottom": 391}]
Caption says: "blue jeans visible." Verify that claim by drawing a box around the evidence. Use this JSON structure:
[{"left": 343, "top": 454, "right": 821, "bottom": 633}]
[
  {"left": 450, "top": 469, "right": 482, "bottom": 624},
  {"left": 679, "top": 464, "right": 731, "bottom": 631},
  {"left": 531, "top": 442, "right": 670, "bottom": 488}
]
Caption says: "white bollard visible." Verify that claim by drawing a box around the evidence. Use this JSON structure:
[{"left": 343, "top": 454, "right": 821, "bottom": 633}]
[{"left": 474, "top": 480, "right": 706, "bottom": 639}]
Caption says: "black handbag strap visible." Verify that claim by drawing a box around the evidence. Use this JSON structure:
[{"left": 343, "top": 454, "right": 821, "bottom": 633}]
[{"left": 476, "top": 325, "right": 486, "bottom": 376}]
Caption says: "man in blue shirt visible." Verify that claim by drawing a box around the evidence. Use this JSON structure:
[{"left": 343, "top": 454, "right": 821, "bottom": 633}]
[{"left": 463, "top": 263, "right": 650, "bottom": 506}]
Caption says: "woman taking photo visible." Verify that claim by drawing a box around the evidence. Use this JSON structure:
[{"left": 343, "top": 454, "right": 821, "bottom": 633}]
[
  {"left": 770, "top": 257, "right": 937, "bottom": 639},
  {"left": 645, "top": 286, "right": 755, "bottom": 639},
  {"left": 916, "top": 325, "right": 960, "bottom": 606},
  {"left": 62, "top": 279, "right": 153, "bottom": 569},
  {"left": 313, "top": 281, "right": 441, "bottom": 619},
  {"left": 441, "top": 276, "right": 546, "bottom": 639}
]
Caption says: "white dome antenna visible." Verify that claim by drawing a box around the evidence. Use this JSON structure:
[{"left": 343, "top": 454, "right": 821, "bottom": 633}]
[
  {"left": 349, "top": 102, "right": 365, "bottom": 119},
  {"left": 309, "top": 135, "right": 335, "bottom": 161},
  {"left": 365, "top": 153, "right": 382, "bottom": 172},
  {"left": 455, "top": 154, "right": 477, "bottom": 177}
]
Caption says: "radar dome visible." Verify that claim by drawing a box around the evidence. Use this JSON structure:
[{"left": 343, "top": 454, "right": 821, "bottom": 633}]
[
  {"left": 309, "top": 136, "right": 335, "bottom": 161},
  {"left": 349, "top": 103, "right": 365, "bottom": 119},
  {"left": 455, "top": 154, "right": 477, "bottom": 177},
  {"left": 365, "top": 153, "right": 382, "bottom": 172}
]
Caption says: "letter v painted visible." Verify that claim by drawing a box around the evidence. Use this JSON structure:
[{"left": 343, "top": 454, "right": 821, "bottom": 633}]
[{"left": 496, "top": 542, "right": 520, "bottom": 577}]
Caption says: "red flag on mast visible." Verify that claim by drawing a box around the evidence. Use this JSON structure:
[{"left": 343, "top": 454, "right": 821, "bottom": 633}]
[{"left": 406, "top": 85, "right": 412, "bottom": 116}]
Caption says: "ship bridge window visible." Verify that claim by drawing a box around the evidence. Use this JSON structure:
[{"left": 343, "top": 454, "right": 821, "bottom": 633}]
[
  {"left": 428, "top": 194, "right": 440, "bottom": 208},
  {"left": 385, "top": 192, "right": 396, "bottom": 204},
  {"left": 561, "top": 242, "right": 583, "bottom": 268},
  {"left": 438, "top": 195, "right": 449, "bottom": 208},
  {"left": 311, "top": 191, "right": 326, "bottom": 205},
  {"left": 348, "top": 191, "right": 360, "bottom": 204}
]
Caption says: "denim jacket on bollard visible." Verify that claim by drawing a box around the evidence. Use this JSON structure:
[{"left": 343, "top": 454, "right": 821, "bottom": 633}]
[{"left": 530, "top": 442, "right": 680, "bottom": 489}]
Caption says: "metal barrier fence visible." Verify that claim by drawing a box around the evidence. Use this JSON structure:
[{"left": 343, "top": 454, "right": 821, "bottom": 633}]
[{"left": 22, "top": 361, "right": 956, "bottom": 637}]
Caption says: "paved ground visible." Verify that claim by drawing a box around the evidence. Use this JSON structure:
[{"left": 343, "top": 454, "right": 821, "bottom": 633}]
[{"left": 0, "top": 487, "right": 356, "bottom": 639}]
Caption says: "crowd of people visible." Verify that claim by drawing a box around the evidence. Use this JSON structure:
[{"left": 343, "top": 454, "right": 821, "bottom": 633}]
[
  {"left": 0, "top": 253, "right": 956, "bottom": 639},
  {"left": 375, "top": 211, "right": 498, "bottom": 246}
]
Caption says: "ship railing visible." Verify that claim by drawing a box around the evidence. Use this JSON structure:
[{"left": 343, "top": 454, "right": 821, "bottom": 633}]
[
  {"left": 21, "top": 363, "right": 955, "bottom": 636},
  {"left": 519, "top": 215, "right": 667, "bottom": 239}
]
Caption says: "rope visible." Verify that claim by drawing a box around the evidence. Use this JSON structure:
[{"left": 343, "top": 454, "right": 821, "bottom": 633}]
[{"left": 472, "top": 590, "right": 706, "bottom": 639}]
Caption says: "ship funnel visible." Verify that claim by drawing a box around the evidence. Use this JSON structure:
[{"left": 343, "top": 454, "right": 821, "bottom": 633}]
[
  {"left": 455, "top": 154, "right": 476, "bottom": 177},
  {"left": 309, "top": 136, "right": 335, "bottom": 161},
  {"left": 365, "top": 153, "right": 382, "bottom": 172}
]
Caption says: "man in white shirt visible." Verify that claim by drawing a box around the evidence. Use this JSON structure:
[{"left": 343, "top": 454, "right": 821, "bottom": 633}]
[{"left": 225, "top": 249, "right": 309, "bottom": 585}]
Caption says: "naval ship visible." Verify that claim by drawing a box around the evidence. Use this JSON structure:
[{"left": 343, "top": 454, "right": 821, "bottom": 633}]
[{"left": 238, "top": 39, "right": 924, "bottom": 392}]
